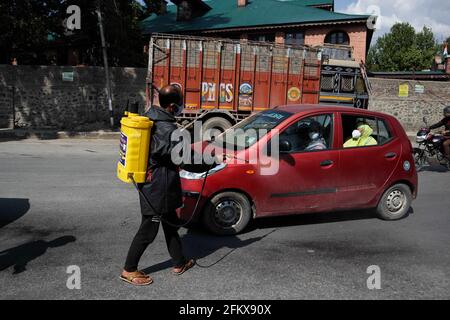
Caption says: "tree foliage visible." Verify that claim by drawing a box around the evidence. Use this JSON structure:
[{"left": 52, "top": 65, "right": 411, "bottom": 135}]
[
  {"left": 367, "top": 23, "right": 439, "bottom": 72},
  {"left": 0, "top": 0, "right": 162, "bottom": 66},
  {"left": 0, "top": 0, "right": 65, "bottom": 64}
]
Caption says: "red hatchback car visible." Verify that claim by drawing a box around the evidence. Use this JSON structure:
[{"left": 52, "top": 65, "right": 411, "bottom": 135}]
[{"left": 179, "top": 105, "right": 418, "bottom": 235}]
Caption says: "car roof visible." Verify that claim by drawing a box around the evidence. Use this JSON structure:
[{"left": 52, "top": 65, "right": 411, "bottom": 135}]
[{"left": 275, "top": 104, "right": 391, "bottom": 118}]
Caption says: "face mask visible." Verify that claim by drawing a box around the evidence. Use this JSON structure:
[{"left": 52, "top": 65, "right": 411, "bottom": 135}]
[
  {"left": 172, "top": 104, "right": 184, "bottom": 117},
  {"left": 352, "top": 130, "right": 361, "bottom": 139},
  {"left": 309, "top": 132, "right": 319, "bottom": 140}
]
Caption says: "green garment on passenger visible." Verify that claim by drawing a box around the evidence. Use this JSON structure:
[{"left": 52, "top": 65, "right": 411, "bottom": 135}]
[{"left": 343, "top": 124, "right": 378, "bottom": 148}]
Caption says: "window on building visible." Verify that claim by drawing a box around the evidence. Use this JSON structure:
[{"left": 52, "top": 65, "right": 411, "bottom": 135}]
[
  {"left": 285, "top": 32, "right": 305, "bottom": 46},
  {"left": 248, "top": 33, "right": 275, "bottom": 43},
  {"left": 325, "top": 31, "right": 350, "bottom": 45},
  {"left": 177, "top": 1, "right": 193, "bottom": 21}
]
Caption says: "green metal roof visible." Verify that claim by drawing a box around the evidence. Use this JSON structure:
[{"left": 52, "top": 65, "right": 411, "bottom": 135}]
[
  {"left": 141, "top": 0, "right": 369, "bottom": 35},
  {"left": 292, "top": 0, "right": 334, "bottom": 6}
]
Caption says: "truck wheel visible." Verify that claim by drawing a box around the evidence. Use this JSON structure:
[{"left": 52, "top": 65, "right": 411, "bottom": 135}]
[
  {"left": 202, "top": 117, "right": 232, "bottom": 141},
  {"left": 203, "top": 192, "right": 252, "bottom": 235},
  {"left": 376, "top": 183, "right": 412, "bottom": 221}
]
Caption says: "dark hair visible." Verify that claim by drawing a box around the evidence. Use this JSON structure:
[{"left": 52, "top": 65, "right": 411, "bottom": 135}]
[
  {"left": 159, "top": 85, "right": 182, "bottom": 109},
  {"left": 309, "top": 121, "right": 322, "bottom": 133}
]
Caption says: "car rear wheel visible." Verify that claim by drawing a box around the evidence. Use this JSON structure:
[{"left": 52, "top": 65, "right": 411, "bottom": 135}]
[
  {"left": 376, "top": 183, "right": 412, "bottom": 221},
  {"left": 202, "top": 192, "right": 252, "bottom": 235}
]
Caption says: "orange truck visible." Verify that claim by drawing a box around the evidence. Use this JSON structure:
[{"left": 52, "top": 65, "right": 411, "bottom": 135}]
[{"left": 146, "top": 33, "right": 369, "bottom": 132}]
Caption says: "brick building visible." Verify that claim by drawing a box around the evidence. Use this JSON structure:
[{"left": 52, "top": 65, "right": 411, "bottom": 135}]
[{"left": 141, "top": 0, "right": 374, "bottom": 62}]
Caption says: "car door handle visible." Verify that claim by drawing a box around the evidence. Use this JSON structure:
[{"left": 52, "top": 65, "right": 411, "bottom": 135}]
[
  {"left": 320, "top": 160, "right": 334, "bottom": 167},
  {"left": 384, "top": 152, "right": 397, "bottom": 159}
]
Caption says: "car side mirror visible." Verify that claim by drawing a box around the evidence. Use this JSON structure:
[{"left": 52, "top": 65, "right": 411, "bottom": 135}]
[{"left": 280, "top": 140, "right": 292, "bottom": 153}]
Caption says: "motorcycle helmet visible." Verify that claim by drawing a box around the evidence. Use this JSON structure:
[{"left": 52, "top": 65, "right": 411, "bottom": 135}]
[{"left": 444, "top": 106, "right": 450, "bottom": 118}]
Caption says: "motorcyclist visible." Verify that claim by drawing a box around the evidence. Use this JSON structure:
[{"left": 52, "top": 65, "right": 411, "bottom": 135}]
[{"left": 429, "top": 106, "right": 450, "bottom": 161}]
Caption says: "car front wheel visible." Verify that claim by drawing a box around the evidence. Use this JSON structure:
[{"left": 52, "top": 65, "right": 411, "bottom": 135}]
[
  {"left": 202, "top": 192, "right": 252, "bottom": 235},
  {"left": 376, "top": 183, "right": 412, "bottom": 221}
]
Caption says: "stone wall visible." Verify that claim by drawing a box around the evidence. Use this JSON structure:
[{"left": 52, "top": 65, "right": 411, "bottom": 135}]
[
  {"left": 369, "top": 78, "right": 450, "bottom": 132},
  {"left": 0, "top": 65, "right": 147, "bottom": 130},
  {"left": 2, "top": 66, "right": 449, "bottom": 133}
]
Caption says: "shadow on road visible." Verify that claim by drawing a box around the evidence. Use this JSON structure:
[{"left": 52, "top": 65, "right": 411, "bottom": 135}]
[
  {"left": 0, "top": 236, "right": 76, "bottom": 274},
  {"left": 0, "top": 198, "right": 30, "bottom": 229},
  {"left": 417, "top": 164, "right": 449, "bottom": 173},
  {"left": 141, "top": 229, "right": 270, "bottom": 273},
  {"left": 140, "top": 206, "right": 415, "bottom": 273},
  {"left": 246, "top": 209, "right": 377, "bottom": 232}
]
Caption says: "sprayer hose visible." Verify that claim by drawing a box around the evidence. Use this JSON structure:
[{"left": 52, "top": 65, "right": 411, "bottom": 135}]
[{"left": 129, "top": 165, "right": 212, "bottom": 229}]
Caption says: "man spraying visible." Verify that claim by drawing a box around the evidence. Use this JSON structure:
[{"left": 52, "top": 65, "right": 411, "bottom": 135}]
[{"left": 120, "top": 85, "right": 196, "bottom": 286}]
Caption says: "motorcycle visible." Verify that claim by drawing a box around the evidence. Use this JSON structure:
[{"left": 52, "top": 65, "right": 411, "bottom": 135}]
[{"left": 413, "top": 117, "right": 450, "bottom": 169}]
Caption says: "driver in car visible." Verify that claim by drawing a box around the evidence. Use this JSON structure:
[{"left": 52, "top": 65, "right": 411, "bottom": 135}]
[{"left": 305, "top": 121, "right": 327, "bottom": 151}]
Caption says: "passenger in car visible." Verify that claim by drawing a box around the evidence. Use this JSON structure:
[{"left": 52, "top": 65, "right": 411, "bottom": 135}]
[
  {"left": 344, "top": 123, "right": 378, "bottom": 148},
  {"left": 305, "top": 121, "right": 327, "bottom": 151}
]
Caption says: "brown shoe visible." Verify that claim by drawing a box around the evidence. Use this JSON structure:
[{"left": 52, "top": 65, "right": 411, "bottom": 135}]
[
  {"left": 172, "top": 259, "right": 195, "bottom": 275},
  {"left": 120, "top": 270, "right": 153, "bottom": 286}
]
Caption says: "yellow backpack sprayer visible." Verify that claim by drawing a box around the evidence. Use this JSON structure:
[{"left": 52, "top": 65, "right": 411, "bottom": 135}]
[
  {"left": 117, "top": 103, "right": 153, "bottom": 184},
  {"left": 116, "top": 102, "right": 212, "bottom": 228}
]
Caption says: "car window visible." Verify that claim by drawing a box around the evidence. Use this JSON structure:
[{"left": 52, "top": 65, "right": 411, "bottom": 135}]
[
  {"left": 377, "top": 119, "right": 393, "bottom": 144},
  {"left": 279, "top": 114, "right": 333, "bottom": 153},
  {"left": 213, "top": 109, "right": 293, "bottom": 150},
  {"left": 341, "top": 114, "right": 392, "bottom": 148}
]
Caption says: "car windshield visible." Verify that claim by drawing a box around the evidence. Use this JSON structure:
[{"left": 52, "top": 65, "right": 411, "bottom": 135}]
[{"left": 213, "top": 110, "right": 293, "bottom": 150}]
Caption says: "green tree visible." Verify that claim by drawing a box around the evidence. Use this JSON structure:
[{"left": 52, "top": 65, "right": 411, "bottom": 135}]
[
  {"left": 416, "top": 26, "right": 439, "bottom": 67},
  {"left": 367, "top": 23, "right": 438, "bottom": 72},
  {"left": 54, "top": 0, "right": 153, "bottom": 67},
  {"left": 0, "top": 0, "right": 65, "bottom": 64},
  {"left": 0, "top": 0, "right": 163, "bottom": 66}
]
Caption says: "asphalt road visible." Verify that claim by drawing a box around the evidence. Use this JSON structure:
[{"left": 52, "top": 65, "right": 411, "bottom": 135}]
[{"left": 0, "top": 139, "right": 449, "bottom": 300}]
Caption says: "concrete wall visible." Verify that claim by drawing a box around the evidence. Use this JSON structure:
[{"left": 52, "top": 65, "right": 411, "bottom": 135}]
[
  {"left": 0, "top": 65, "right": 147, "bottom": 130},
  {"left": 369, "top": 78, "right": 450, "bottom": 132}
]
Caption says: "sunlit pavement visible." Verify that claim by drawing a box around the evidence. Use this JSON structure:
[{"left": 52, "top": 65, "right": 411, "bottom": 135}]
[{"left": 0, "top": 139, "right": 449, "bottom": 299}]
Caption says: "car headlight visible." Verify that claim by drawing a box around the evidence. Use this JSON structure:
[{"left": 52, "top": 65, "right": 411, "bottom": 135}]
[{"left": 179, "top": 163, "right": 227, "bottom": 180}]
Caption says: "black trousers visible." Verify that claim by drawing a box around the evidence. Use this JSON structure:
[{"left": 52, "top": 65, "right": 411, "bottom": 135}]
[{"left": 124, "top": 212, "right": 187, "bottom": 272}]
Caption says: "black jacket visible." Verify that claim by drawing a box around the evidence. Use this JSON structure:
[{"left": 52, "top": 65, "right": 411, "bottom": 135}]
[
  {"left": 430, "top": 116, "right": 450, "bottom": 132},
  {"left": 139, "top": 106, "right": 211, "bottom": 216}
]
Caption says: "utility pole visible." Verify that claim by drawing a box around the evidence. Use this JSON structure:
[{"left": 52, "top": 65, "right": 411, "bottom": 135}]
[{"left": 96, "top": 5, "right": 114, "bottom": 127}]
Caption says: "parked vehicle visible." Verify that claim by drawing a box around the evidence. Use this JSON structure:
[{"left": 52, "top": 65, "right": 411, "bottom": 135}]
[
  {"left": 146, "top": 34, "right": 370, "bottom": 134},
  {"left": 178, "top": 105, "right": 418, "bottom": 235},
  {"left": 413, "top": 117, "right": 450, "bottom": 169},
  {"left": 318, "top": 44, "right": 371, "bottom": 109}
]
